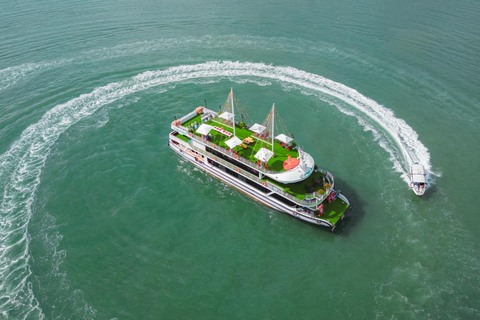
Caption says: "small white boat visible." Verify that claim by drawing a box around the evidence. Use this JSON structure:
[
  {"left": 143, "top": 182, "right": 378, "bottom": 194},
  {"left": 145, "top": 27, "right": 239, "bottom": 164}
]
[{"left": 410, "top": 163, "right": 427, "bottom": 196}]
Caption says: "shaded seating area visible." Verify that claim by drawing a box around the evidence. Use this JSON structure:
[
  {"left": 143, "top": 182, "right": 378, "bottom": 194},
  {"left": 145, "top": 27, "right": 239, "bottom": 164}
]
[
  {"left": 225, "top": 136, "right": 242, "bottom": 149},
  {"left": 276, "top": 134, "right": 294, "bottom": 150},
  {"left": 254, "top": 148, "right": 274, "bottom": 168},
  {"left": 196, "top": 124, "right": 213, "bottom": 136},
  {"left": 250, "top": 123, "right": 266, "bottom": 134},
  {"left": 183, "top": 107, "right": 300, "bottom": 171}
]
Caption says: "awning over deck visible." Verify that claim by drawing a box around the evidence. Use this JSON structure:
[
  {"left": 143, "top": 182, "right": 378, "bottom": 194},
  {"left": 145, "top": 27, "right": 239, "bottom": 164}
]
[
  {"left": 219, "top": 112, "right": 234, "bottom": 121},
  {"left": 225, "top": 136, "right": 242, "bottom": 149},
  {"left": 410, "top": 164, "right": 426, "bottom": 183},
  {"left": 275, "top": 133, "right": 293, "bottom": 144},
  {"left": 254, "top": 147, "right": 274, "bottom": 163},
  {"left": 250, "top": 123, "right": 266, "bottom": 134},
  {"left": 196, "top": 124, "right": 213, "bottom": 135}
]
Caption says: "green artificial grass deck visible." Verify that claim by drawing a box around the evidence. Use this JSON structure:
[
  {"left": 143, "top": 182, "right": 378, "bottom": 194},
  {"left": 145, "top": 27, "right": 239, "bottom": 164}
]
[
  {"left": 182, "top": 113, "right": 203, "bottom": 127},
  {"left": 179, "top": 112, "right": 328, "bottom": 200},
  {"left": 320, "top": 198, "right": 349, "bottom": 225},
  {"left": 175, "top": 113, "right": 349, "bottom": 222},
  {"left": 175, "top": 133, "right": 190, "bottom": 143},
  {"left": 263, "top": 170, "right": 327, "bottom": 199},
  {"left": 182, "top": 114, "right": 299, "bottom": 171}
]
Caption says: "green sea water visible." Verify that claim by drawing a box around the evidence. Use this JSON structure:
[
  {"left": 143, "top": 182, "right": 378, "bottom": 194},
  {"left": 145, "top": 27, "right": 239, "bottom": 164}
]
[{"left": 1, "top": 0, "right": 479, "bottom": 319}]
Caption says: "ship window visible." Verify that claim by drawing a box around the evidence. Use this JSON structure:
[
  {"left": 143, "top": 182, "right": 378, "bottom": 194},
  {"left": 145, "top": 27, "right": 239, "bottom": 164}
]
[
  {"left": 244, "top": 177, "right": 269, "bottom": 193},
  {"left": 211, "top": 161, "right": 223, "bottom": 170},
  {"left": 206, "top": 147, "right": 259, "bottom": 176},
  {"left": 210, "top": 159, "right": 269, "bottom": 193},
  {"left": 271, "top": 193, "right": 296, "bottom": 207},
  {"left": 224, "top": 167, "right": 239, "bottom": 179}
]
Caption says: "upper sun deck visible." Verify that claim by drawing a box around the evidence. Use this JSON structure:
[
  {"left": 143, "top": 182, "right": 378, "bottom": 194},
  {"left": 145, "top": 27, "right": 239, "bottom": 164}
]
[
  {"left": 170, "top": 106, "right": 337, "bottom": 209},
  {"left": 172, "top": 108, "right": 315, "bottom": 184},
  {"left": 169, "top": 91, "right": 348, "bottom": 225}
]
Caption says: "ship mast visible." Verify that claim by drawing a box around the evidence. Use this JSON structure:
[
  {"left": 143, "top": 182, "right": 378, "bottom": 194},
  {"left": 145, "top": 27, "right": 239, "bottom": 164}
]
[
  {"left": 271, "top": 103, "right": 275, "bottom": 152},
  {"left": 230, "top": 87, "right": 236, "bottom": 137}
]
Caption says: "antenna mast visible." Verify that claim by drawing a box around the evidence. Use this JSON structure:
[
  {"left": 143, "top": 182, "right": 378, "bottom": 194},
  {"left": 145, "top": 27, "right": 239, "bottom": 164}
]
[
  {"left": 271, "top": 104, "right": 275, "bottom": 152},
  {"left": 231, "top": 88, "right": 236, "bottom": 137}
]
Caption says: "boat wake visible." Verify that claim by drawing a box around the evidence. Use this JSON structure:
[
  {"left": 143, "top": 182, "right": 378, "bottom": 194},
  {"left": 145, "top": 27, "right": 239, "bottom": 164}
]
[
  {"left": 137, "top": 61, "right": 433, "bottom": 183},
  {"left": 0, "top": 35, "right": 292, "bottom": 91},
  {"left": 0, "top": 60, "right": 432, "bottom": 318}
]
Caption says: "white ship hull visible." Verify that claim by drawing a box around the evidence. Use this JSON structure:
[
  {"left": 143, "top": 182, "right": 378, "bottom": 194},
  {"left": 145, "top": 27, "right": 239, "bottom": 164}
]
[
  {"left": 410, "top": 163, "right": 427, "bottom": 197},
  {"left": 411, "top": 184, "right": 426, "bottom": 196},
  {"left": 169, "top": 137, "right": 347, "bottom": 229}
]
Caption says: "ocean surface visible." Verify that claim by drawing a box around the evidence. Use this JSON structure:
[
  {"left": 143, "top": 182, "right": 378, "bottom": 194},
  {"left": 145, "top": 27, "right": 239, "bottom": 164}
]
[{"left": 1, "top": 0, "right": 479, "bottom": 318}]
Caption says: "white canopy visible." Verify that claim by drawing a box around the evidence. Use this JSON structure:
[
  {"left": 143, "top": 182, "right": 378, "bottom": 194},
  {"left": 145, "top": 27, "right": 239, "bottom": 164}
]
[
  {"left": 275, "top": 133, "right": 293, "bottom": 144},
  {"left": 196, "top": 124, "right": 213, "bottom": 135},
  {"left": 250, "top": 123, "right": 266, "bottom": 134},
  {"left": 411, "top": 174, "right": 426, "bottom": 183},
  {"left": 410, "top": 164, "right": 426, "bottom": 183},
  {"left": 225, "top": 136, "right": 242, "bottom": 149},
  {"left": 254, "top": 147, "right": 274, "bottom": 163},
  {"left": 219, "top": 112, "right": 234, "bottom": 121}
]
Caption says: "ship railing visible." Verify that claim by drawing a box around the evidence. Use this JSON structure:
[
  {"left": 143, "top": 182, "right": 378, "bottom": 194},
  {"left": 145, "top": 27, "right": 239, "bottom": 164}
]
[
  {"left": 188, "top": 143, "right": 326, "bottom": 206},
  {"left": 169, "top": 132, "right": 191, "bottom": 146},
  {"left": 295, "top": 207, "right": 317, "bottom": 218},
  {"left": 310, "top": 168, "right": 335, "bottom": 204},
  {"left": 171, "top": 129, "right": 336, "bottom": 206},
  {"left": 177, "top": 125, "right": 276, "bottom": 174}
]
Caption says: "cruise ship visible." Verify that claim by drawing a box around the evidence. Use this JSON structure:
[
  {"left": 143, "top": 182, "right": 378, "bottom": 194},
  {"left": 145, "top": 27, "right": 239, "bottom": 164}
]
[{"left": 168, "top": 89, "right": 350, "bottom": 230}]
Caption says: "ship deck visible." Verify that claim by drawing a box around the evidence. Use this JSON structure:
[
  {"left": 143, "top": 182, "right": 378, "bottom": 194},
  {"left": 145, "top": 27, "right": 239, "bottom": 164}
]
[
  {"left": 172, "top": 112, "right": 349, "bottom": 226},
  {"left": 171, "top": 135, "right": 348, "bottom": 226},
  {"left": 263, "top": 169, "right": 348, "bottom": 225},
  {"left": 317, "top": 197, "right": 349, "bottom": 226},
  {"left": 183, "top": 113, "right": 299, "bottom": 172},
  {"left": 263, "top": 170, "right": 328, "bottom": 200},
  {"left": 177, "top": 113, "right": 337, "bottom": 204}
]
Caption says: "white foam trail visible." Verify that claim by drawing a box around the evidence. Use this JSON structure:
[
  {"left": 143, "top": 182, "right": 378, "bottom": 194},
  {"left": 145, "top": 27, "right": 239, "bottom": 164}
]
[
  {"left": 0, "top": 35, "right": 362, "bottom": 91},
  {"left": 0, "top": 37, "right": 212, "bottom": 90},
  {"left": 0, "top": 61, "right": 432, "bottom": 317},
  {"left": 134, "top": 61, "right": 431, "bottom": 180},
  {"left": 0, "top": 59, "right": 72, "bottom": 91}
]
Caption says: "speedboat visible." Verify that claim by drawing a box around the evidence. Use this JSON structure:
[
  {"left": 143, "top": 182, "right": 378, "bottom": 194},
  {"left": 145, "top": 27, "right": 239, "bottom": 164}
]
[{"left": 410, "top": 163, "right": 427, "bottom": 196}]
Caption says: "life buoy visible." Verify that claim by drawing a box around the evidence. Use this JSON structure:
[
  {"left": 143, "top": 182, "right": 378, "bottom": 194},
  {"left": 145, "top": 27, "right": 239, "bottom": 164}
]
[
  {"left": 212, "top": 156, "right": 216, "bottom": 160},
  {"left": 263, "top": 181, "right": 267, "bottom": 186},
  {"left": 236, "top": 168, "right": 240, "bottom": 173}
]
